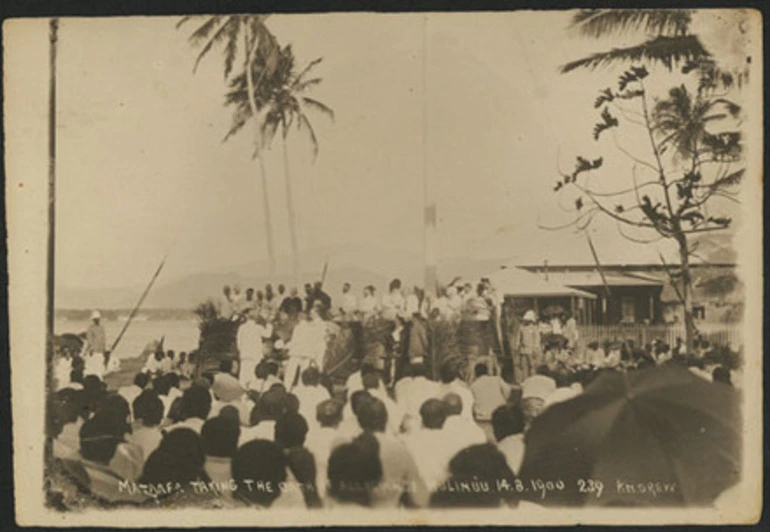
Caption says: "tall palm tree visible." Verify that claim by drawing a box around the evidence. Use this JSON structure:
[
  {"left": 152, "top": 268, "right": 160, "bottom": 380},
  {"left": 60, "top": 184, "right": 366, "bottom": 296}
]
[
  {"left": 178, "top": 15, "right": 281, "bottom": 276},
  {"left": 46, "top": 18, "right": 59, "bottom": 399},
  {"left": 257, "top": 47, "right": 334, "bottom": 285},
  {"left": 561, "top": 9, "right": 751, "bottom": 91}
]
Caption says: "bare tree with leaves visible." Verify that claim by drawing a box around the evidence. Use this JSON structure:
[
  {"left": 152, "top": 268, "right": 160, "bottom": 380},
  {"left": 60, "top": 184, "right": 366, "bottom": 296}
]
[
  {"left": 226, "top": 46, "right": 334, "bottom": 285},
  {"left": 548, "top": 65, "right": 743, "bottom": 351},
  {"left": 178, "top": 15, "right": 282, "bottom": 276}
]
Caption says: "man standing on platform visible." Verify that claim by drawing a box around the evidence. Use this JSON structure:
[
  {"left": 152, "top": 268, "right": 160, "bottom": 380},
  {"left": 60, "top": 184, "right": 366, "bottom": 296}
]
[{"left": 84, "top": 310, "right": 107, "bottom": 378}]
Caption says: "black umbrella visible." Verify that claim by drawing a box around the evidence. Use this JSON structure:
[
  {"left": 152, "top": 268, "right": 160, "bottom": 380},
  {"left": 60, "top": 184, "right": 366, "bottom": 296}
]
[{"left": 517, "top": 364, "right": 741, "bottom": 507}]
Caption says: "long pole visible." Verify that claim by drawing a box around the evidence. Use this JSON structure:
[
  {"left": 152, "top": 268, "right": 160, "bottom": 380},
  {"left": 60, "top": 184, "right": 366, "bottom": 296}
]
[
  {"left": 109, "top": 256, "right": 167, "bottom": 354},
  {"left": 46, "top": 18, "right": 58, "bottom": 395},
  {"left": 422, "top": 15, "right": 437, "bottom": 296}
]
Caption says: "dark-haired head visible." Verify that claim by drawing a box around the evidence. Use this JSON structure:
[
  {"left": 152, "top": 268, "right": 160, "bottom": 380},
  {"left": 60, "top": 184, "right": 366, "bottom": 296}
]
[
  {"left": 356, "top": 397, "right": 387, "bottom": 433},
  {"left": 350, "top": 390, "right": 373, "bottom": 418},
  {"left": 328, "top": 432, "right": 382, "bottom": 506},
  {"left": 201, "top": 416, "right": 240, "bottom": 458},
  {"left": 411, "top": 363, "right": 427, "bottom": 378},
  {"left": 474, "top": 363, "right": 488, "bottom": 378},
  {"left": 133, "top": 389, "right": 164, "bottom": 427},
  {"left": 219, "top": 359, "right": 234, "bottom": 374},
  {"left": 442, "top": 393, "right": 463, "bottom": 417},
  {"left": 712, "top": 366, "right": 732, "bottom": 386},
  {"left": 152, "top": 374, "right": 173, "bottom": 397},
  {"left": 301, "top": 366, "right": 321, "bottom": 387},
  {"left": 140, "top": 428, "right": 205, "bottom": 487},
  {"left": 274, "top": 412, "right": 309, "bottom": 449},
  {"left": 420, "top": 398, "right": 448, "bottom": 430},
  {"left": 431, "top": 444, "right": 517, "bottom": 508},
  {"left": 133, "top": 372, "right": 150, "bottom": 389},
  {"left": 491, "top": 404, "right": 525, "bottom": 442},
  {"left": 233, "top": 440, "right": 287, "bottom": 507},
  {"left": 439, "top": 360, "right": 458, "bottom": 384},
  {"left": 179, "top": 384, "right": 212, "bottom": 421},
  {"left": 317, "top": 399, "right": 343, "bottom": 428}
]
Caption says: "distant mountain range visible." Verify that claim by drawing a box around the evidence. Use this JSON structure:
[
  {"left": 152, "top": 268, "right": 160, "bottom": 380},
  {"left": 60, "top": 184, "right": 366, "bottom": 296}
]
[{"left": 55, "top": 234, "right": 736, "bottom": 311}]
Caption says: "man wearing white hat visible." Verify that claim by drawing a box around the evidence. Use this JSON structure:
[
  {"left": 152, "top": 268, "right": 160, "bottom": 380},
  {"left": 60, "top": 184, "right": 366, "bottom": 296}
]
[
  {"left": 515, "top": 310, "right": 541, "bottom": 384},
  {"left": 84, "top": 310, "right": 107, "bottom": 379}
]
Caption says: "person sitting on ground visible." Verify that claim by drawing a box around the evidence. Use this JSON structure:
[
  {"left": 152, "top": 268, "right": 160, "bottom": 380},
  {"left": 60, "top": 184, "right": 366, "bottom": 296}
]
[
  {"left": 239, "top": 388, "right": 286, "bottom": 445},
  {"left": 61, "top": 411, "right": 147, "bottom": 504},
  {"left": 274, "top": 412, "right": 321, "bottom": 508},
  {"left": 209, "top": 371, "right": 252, "bottom": 425},
  {"left": 139, "top": 427, "right": 207, "bottom": 504},
  {"left": 293, "top": 366, "right": 331, "bottom": 431},
  {"left": 201, "top": 415, "right": 241, "bottom": 499},
  {"left": 232, "top": 439, "right": 288, "bottom": 508},
  {"left": 362, "top": 368, "right": 404, "bottom": 435},
  {"left": 355, "top": 397, "right": 428, "bottom": 508},
  {"left": 143, "top": 349, "right": 167, "bottom": 376},
  {"left": 429, "top": 443, "right": 518, "bottom": 508},
  {"left": 326, "top": 432, "right": 383, "bottom": 508},
  {"left": 52, "top": 388, "right": 85, "bottom": 459},
  {"left": 248, "top": 360, "right": 282, "bottom": 394},
  {"left": 119, "top": 372, "right": 150, "bottom": 419},
  {"left": 178, "top": 351, "right": 195, "bottom": 379},
  {"left": 92, "top": 393, "right": 145, "bottom": 482},
  {"left": 62, "top": 357, "right": 86, "bottom": 391},
  {"left": 128, "top": 389, "right": 165, "bottom": 462},
  {"left": 403, "top": 398, "right": 455, "bottom": 491},
  {"left": 492, "top": 403, "right": 526, "bottom": 475},
  {"left": 345, "top": 362, "right": 386, "bottom": 396},
  {"left": 165, "top": 384, "right": 212, "bottom": 434},
  {"left": 441, "top": 392, "right": 488, "bottom": 457},
  {"left": 437, "top": 359, "right": 474, "bottom": 420},
  {"left": 520, "top": 374, "right": 556, "bottom": 431},
  {"left": 712, "top": 365, "right": 732, "bottom": 386},
  {"left": 584, "top": 341, "right": 605, "bottom": 367},
  {"left": 393, "top": 363, "right": 414, "bottom": 404},
  {"left": 396, "top": 363, "right": 439, "bottom": 431},
  {"left": 469, "top": 363, "right": 510, "bottom": 422},
  {"left": 336, "top": 389, "right": 373, "bottom": 444},
  {"left": 306, "top": 399, "right": 344, "bottom": 502}
]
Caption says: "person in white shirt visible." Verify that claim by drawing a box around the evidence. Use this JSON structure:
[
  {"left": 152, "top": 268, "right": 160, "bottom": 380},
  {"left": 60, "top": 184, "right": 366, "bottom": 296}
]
[
  {"left": 142, "top": 350, "right": 166, "bottom": 376},
  {"left": 362, "top": 370, "right": 405, "bottom": 435},
  {"left": 359, "top": 285, "right": 380, "bottom": 319},
  {"left": 402, "top": 398, "right": 456, "bottom": 492},
  {"left": 380, "top": 279, "right": 405, "bottom": 322},
  {"left": 339, "top": 282, "right": 358, "bottom": 320},
  {"left": 238, "top": 387, "right": 285, "bottom": 446},
  {"left": 355, "top": 397, "right": 428, "bottom": 508},
  {"left": 163, "top": 384, "right": 212, "bottom": 435},
  {"left": 246, "top": 360, "right": 283, "bottom": 394},
  {"left": 336, "top": 389, "right": 373, "bottom": 446},
  {"left": 278, "top": 302, "right": 328, "bottom": 390},
  {"left": 441, "top": 392, "right": 488, "bottom": 458},
  {"left": 396, "top": 363, "right": 439, "bottom": 433},
  {"left": 237, "top": 313, "right": 273, "bottom": 389},
  {"left": 118, "top": 372, "right": 150, "bottom": 419},
  {"left": 201, "top": 415, "right": 240, "bottom": 502},
  {"left": 491, "top": 403, "right": 526, "bottom": 475},
  {"left": 437, "top": 360, "right": 475, "bottom": 420},
  {"left": 127, "top": 389, "right": 164, "bottom": 463},
  {"left": 469, "top": 363, "right": 510, "bottom": 422},
  {"left": 446, "top": 285, "right": 463, "bottom": 318},
  {"left": 293, "top": 366, "right": 331, "bottom": 431},
  {"left": 345, "top": 363, "right": 387, "bottom": 397},
  {"left": 305, "top": 399, "right": 344, "bottom": 502},
  {"left": 52, "top": 388, "right": 85, "bottom": 459},
  {"left": 393, "top": 366, "right": 414, "bottom": 405},
  {"left": 209, "top": 372, "right": 253, "bottom": 426}
]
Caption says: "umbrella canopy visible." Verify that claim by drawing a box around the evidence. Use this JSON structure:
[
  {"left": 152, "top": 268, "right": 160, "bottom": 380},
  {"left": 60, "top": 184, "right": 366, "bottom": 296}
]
[{"left": 518, "top": 364, "right": 741, "bottom": 507}]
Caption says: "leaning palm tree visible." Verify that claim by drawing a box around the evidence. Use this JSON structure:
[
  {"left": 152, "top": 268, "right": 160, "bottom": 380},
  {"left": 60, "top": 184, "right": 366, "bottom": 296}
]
[
  {"left": 561, "top": 9, "right": 751, "bottom": 91},
  {"left": 258, "top": 47, "right": 335, "bottom": 285},
  {"left": 178, "top": 15, "right": 281, "bottom": 276}
]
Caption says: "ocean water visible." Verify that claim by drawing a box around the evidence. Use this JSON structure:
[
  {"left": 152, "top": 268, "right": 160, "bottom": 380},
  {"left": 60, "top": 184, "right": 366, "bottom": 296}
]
[{"left": 55, "top": 318, "right": 201, "bottom": 360}]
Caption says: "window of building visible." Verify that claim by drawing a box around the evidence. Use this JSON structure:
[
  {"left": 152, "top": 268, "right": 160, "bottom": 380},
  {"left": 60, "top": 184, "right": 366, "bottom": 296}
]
[{"left": 693, "top": 305, "right": 706, "bottom": 320}]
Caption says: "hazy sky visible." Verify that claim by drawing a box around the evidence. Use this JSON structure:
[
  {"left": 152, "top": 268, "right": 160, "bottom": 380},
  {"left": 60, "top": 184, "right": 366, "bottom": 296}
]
[{"left": 6, "top": 11, "right": 751, "bottom": 290}]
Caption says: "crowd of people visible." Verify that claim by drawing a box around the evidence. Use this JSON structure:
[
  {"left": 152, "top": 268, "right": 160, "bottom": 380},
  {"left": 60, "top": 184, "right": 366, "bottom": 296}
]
[
  {"left": 47, "top": 315, "right": 741, "bottom": 510},
  {"left": 46, "top": 275, "right": 742, "bottom": 511}
]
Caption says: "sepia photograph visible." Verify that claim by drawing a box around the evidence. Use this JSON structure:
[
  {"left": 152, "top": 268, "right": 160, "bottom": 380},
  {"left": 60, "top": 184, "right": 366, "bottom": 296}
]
[{"left": 4, "top": 7, "right": 764, "bottom": 527}]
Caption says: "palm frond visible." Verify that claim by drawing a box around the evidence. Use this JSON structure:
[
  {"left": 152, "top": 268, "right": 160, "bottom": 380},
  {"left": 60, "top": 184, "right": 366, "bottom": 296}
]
[
  {"left": 298, "top": 113, "right": 319, "bottom": 159},
  {"left": 569, "top": 9, "right": 693, "bottom": 39},
  {"left": 188, "top": 16, "right": 222, "bottom": 45},
  {"left": 561, "top": 34, "right": 709, "bottom": 73},
  {"left": 192, "top": 17, "right": 235, "bottom": 73},
  {"left": 222, "top": 17, "right": 242, "bottom": 80},
  {"left": 302, "top": 97, "right": 335, "bottom": 120},
  {"left": 294, "top": 57, "right": 323, "bottom": 84},
  {"left": 176, "top": 16, "right": 194, "bottom": 29}
]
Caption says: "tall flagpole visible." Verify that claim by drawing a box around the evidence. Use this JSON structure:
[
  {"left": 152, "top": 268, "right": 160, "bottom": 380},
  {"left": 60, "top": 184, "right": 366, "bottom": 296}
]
[
  {"left": 422, "top": 15, "right": 438, "bottom": 296},
  {"left": 46, "top": 18, "right": 59, "bottom": 395}
]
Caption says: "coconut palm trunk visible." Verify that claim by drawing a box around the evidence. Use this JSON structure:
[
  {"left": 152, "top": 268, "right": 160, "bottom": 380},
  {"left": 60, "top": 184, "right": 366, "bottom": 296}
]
[
  {"left": 243, "top": 19, "right": 277, "bottom": 277},
  {"left": 282, "top": 137, "right": 301, "bottom": 286}
]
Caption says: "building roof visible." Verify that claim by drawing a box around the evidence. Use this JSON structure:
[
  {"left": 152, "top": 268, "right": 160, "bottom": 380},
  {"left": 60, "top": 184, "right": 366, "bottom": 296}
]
[
  {"left": 486, "top": 267, "right": 597, "bottom": 299},
  {"left": 532, "top": 270, "right": 664, "bottom": 288}
]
